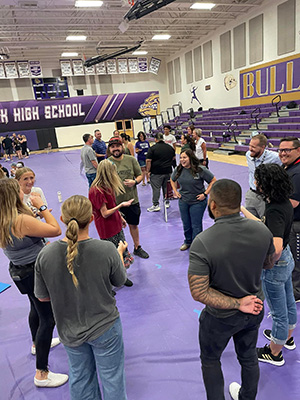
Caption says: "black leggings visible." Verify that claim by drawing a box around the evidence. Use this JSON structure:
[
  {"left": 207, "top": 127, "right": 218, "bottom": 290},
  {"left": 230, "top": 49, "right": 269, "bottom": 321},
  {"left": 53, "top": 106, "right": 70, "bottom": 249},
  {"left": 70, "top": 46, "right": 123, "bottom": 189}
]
[{"left": 27, "top": 292, "right": 55, "bottom": 370}]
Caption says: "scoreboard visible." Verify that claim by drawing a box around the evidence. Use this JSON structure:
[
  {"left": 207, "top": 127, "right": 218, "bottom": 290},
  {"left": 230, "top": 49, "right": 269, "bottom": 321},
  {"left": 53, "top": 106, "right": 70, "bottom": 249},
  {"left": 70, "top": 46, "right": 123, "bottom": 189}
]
[{"left": 32, "top": 77, "right": 70, "bottom": 100}]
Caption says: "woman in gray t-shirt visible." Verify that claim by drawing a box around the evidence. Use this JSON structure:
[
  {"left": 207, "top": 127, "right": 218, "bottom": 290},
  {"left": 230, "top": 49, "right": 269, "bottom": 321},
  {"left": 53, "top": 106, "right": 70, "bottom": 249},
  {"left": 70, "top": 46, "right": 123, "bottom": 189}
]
[
  {"left": 35, "top": 195, "right": 128, "bottom": 400},
  {"left": 171, "top": 149, "right": 216, "bottom": 251}
]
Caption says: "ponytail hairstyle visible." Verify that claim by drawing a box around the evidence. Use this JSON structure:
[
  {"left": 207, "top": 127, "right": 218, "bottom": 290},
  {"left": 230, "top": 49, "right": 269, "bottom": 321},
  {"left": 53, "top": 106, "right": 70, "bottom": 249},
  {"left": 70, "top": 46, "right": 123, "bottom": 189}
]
[{"left": 61, "top": 195, "right": 93, "bottom": 288}]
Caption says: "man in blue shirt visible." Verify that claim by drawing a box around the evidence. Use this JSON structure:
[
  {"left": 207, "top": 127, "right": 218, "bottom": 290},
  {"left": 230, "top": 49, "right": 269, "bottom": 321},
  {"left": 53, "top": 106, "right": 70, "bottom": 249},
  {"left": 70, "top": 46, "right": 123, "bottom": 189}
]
[
  {"left": 92, "top": 129, "right": 107, "bottom": 163},
  {"left": 245, "top": 134, "right": 281, "bottom": 218}
]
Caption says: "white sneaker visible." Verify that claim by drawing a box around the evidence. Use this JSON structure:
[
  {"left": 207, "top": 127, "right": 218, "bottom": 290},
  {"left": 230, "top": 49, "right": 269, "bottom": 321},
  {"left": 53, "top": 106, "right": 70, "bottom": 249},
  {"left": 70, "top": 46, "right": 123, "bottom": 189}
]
[
  {"left": 147, "top": 205, "right": 161, "bottom": 212},
  {"left": 34, "top": 371, "right": 69, "bottom": 387},
  {"left": 31, "top": 337, "right": 60, "bottom": 355},
  {"left": 229, "top": 382, "right": 241, "bottom": 400}
]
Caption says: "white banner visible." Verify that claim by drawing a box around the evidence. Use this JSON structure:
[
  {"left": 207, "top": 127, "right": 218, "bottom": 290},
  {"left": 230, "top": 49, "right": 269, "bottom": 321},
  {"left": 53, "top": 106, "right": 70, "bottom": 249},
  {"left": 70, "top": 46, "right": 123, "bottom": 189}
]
[
  {"left": 17, "top": 60, "right": 31, "bottom": 78},
  {"left": 106, "top": 59, "right": 117, "bottom": 74},
  {"left": 128, "top": 58, "right": 138, "bottom": 73},
  {"left": 84, "top": 65, "right": 95, "bottom": 75},
  {"left": 149, "top": 57, "right": 161, "bottom": 75},
  {"left": 29, "top": 61, "right": 43, "bottom": 77},
  {"left": 96, "top": 62, "right": 106, "bottom": 75},
  {"left": 0, "top": 63, "right": 5, "bottom": 79},
  {"left": 118, "top": 58, "right": 128, "bottom": 74},
  {"left": 138, "top": 57, "right": 148, "bottom": 73},
  {"left": 72, "top": 59, "right": 85, "bottom": 76},
  {"left": 4, "top": 61, "right": 18, "bottom": 78},
  {"left": 60, "top": 59, "right": 73, "bottom": 76}
]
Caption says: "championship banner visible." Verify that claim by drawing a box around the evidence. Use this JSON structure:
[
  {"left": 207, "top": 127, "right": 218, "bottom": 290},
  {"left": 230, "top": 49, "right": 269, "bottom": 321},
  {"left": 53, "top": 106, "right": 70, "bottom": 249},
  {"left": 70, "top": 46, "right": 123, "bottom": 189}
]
[
  {"left": 106, "top": 59, "right": 117, "bottom": 74},
  {"left": 128, "top": 58, "right": 138, "bottom": 73},
  {"left": 4, "top": 61, "right": 18, "bottom": 79},
  {"left": 96, "top": 62, "right": 106, "bottom": 75},
  {"left": 17, "top": 61, "right": 31, "bottom": 78},
  {"left": 84, "top": 65, "right": 95, "bottom": 75},
  {"left": 60, "top": 60, "right": 72, "bottom": 76},
  {"left": 0, "top": 63, "right": 5, "bottom": 79},
  {"left": 72, "top": 59, "right": 85, "bottom": 76},
  {"left": 118, "top": 58, "right": 128, "bottom": 74},
  {"left": 29, "top": 61, "right": 43, "bottom": 77},
  {"left": 240, "top": 53, "right": 300, "bottom": 106},
  {"left": 149, "top": 57, "right": 161, "bottom": 75},
  {"left": 0, "top": 91, "right": 160, "bottom": 133},
  {"left": 138, "top": 57, "right": 148, "bottom": 73}
]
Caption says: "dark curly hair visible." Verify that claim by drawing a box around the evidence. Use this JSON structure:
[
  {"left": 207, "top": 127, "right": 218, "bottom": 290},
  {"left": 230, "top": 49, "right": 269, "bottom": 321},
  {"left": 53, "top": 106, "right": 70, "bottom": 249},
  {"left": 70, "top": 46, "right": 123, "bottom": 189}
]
[
  {"left": 175, "top": 149, "right": 203, "bottom": 179},
  {"left": 254, "top": 163, "right": 293, "bottom": 203}
]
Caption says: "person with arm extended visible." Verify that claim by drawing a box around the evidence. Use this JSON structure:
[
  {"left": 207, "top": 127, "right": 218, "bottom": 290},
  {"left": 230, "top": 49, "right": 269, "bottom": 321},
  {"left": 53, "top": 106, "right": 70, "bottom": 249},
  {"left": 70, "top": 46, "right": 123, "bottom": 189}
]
[
  {"left": 34, "top": 195, "right": 128, "bottom": 400},
  {"left": 242, "top": 163, "right": 297, "bottom": 367},
  {"left": 188, "top": 179, "right": 276, "bottom": 400},
  {"left": 0, "top": 178, "right": 67, "bottom": 388}
]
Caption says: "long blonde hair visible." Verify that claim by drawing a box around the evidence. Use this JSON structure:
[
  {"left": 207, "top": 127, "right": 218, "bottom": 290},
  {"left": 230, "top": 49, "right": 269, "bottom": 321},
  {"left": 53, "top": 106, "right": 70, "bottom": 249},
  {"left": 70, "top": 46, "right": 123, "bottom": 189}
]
[
  {"left": 15, "top": 167, "right": 35, "bottom": 181},
  {"left": 91, "top": 159, "right": 125, "bottom": 196},
  {"left": 0, "top": 178, "right": 34, "bottom": 248},
  {"left": 61, "top": 195, "right": 92, "bottom": 288}
]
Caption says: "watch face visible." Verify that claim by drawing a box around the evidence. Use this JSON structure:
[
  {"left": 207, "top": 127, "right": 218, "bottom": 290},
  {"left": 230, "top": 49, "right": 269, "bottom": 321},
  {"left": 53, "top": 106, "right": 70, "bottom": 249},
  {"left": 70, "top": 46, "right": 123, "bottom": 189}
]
[{"left": 39, "top": 205, "right": 47, "bottom": 211}]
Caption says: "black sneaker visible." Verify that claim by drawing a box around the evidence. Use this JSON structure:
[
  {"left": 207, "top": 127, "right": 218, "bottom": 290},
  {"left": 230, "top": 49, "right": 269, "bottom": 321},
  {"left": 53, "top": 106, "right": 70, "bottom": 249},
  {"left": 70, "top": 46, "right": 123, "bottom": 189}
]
[
  {"left": 124, "top": 278, "right": 133, "bottom": 287},
  {"left": 263, "top": 329, "right": 296, "bottom": 350},
  {"left": 257, "top": 344, "right": 285, "bottom": 366},
  {"left": 133, "top": 246, "right": 149, "bottom": 259}
]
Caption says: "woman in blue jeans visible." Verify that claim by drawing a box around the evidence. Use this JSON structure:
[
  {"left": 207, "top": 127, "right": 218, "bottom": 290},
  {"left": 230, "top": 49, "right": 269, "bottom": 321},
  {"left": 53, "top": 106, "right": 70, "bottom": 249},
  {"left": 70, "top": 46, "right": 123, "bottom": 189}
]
[
  {"left": 34, "top": 195, "right": 128, "bottom": 399},
  {"left": 170, "top": 149, "right": 216, "bottom": 251},
  {"left": 242, "top": 163, "right": 297, "bottom": 366}
]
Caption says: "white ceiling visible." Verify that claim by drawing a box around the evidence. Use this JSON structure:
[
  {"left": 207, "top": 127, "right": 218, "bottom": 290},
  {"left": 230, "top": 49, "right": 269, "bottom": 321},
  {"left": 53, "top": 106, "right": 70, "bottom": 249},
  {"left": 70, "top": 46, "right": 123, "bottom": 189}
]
[{"left": 0, "top": 0, "right": 264, "bottom": 65}]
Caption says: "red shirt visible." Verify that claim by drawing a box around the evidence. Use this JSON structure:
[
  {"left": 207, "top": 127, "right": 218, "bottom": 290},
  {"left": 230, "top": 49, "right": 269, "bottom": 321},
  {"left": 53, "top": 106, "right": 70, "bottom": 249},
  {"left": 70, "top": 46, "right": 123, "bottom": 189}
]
[{"left": 89, "top": 186, "right": 122, "bottom": 239}]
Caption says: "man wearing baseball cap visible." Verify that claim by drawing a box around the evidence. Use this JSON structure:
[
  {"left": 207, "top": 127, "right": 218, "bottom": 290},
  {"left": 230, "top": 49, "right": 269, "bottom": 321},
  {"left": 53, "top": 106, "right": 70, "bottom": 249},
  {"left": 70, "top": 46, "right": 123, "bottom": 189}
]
[{"left": 108, "top": 137, "right": 149, "bottom": 259}]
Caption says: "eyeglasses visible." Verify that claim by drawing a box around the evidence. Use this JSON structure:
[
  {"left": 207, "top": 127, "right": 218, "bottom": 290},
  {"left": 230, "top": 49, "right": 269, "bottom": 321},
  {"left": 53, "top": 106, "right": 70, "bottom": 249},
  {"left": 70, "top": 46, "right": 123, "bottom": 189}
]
[{"left": 278, "top": 147, "right": 298, "bottom": 154}]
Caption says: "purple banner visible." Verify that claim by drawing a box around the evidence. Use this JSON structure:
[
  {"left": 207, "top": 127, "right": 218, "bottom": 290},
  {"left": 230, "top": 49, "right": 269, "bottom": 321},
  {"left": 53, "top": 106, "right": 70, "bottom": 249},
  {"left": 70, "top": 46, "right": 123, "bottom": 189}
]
[
  {"left": 240, "top": 53, "right": 300, "bottom": 106},
  {"left": 0, "top": 91, "right": 160, "bottom": 133}
]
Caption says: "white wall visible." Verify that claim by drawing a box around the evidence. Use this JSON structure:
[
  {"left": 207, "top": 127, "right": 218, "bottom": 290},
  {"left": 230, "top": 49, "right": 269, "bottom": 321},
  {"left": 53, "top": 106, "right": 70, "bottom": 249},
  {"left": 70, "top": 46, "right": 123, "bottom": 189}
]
[
  {"left": 56, "top": 118, "right": 145, "bottom": 148},
  {"left": 165, "top": 0, "right": 300, "bottom": 111}
]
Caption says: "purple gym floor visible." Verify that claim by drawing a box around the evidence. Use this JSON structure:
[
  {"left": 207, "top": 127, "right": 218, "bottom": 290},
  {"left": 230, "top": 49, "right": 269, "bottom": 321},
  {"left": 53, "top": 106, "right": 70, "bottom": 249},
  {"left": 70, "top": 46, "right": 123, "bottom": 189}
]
[{"left": 0, "top": 150, "right": 299, "bottom": 400}]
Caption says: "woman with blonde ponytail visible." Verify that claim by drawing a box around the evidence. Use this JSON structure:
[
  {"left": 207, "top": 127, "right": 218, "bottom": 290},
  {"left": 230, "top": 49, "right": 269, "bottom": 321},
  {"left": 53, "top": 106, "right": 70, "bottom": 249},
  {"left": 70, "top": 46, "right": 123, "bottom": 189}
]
[
  {"left": 35, "top": 195, "right": 128, "bottom": 400},
  {"left": 0, "top": 178, "right": 67, "bottom": 388}
]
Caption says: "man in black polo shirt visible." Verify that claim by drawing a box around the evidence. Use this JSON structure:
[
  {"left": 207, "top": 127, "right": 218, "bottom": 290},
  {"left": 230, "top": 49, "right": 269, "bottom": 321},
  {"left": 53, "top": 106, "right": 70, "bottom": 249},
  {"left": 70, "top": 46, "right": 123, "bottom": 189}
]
[
  {"left": 188, "top": 179, "right": 275, "bottom": 400},
  {"left": 279, "top": 137, "right": 300, "bottom": 302},
  {"left": 2, "top": 135, "right": 13, "bottom": 162},
  {"left": 146, "top": 132, "right": 175, "bottom": 212}
]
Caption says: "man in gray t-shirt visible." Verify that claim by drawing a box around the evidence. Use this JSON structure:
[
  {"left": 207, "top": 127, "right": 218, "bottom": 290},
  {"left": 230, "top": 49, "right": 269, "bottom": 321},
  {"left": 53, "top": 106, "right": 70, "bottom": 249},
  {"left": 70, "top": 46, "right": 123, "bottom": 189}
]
[
  {"left": 80, "top": 133, "right": 98, "bottom": 187},
  {"left": 188, "top": 179, "right": 275, "bottom": 400}
]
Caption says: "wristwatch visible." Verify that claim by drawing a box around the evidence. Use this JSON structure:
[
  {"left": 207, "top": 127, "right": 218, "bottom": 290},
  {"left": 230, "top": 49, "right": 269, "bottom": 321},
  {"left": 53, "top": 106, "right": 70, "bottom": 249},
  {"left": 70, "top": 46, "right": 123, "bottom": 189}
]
[
  {"left": 39, "top": 205, "right": 48, "bottom": 212},
  {"left": 134, "top": 179, "right": 138, "bottom": 186}
]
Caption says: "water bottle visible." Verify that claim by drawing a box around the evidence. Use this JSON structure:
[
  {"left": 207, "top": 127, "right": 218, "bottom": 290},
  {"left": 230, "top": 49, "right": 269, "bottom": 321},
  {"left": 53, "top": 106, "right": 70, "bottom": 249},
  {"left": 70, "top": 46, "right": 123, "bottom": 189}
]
[{"left": 57, "top": 191, "right": 62, "bottom": 203}]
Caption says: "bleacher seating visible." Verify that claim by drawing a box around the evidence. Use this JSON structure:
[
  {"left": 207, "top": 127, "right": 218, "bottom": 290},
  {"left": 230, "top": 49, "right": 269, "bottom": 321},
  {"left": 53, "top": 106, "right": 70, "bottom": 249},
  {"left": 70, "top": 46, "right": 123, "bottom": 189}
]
[{"left": 149, "top": 100, "right": 299, "bottom": 154}]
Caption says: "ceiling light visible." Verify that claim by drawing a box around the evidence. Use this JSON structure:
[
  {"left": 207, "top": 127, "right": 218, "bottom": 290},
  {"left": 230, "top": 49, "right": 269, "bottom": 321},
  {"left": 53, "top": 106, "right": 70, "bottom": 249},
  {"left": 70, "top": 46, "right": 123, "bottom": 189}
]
[
  {"left": 75, "top": 1, "right": 103, "bottom": 8},
  {"left": 66, "top": 35, "right": 87, "bottom": 41},
  {"left": 61, "top": 52, "right": 78, "bottom": 57},
  {"left": 190, "top": 3, "right": 216, "bottom": 10},
  {"left": 132, "top": 51, "right": 148, "bottom": 55},
  {"left": 152, "top": 34, "right": 171, "bottom": 40}
]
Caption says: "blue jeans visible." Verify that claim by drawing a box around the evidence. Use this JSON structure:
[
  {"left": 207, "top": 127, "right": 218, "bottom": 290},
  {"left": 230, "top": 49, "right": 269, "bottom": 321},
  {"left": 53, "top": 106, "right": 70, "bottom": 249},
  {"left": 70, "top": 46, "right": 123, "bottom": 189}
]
[
  {"left": 178, "top": 198, "right": 207, "bottom": 244},
  {"left": 199, "top": 308, "right": 264, "bottom": 400},
  {"left": 86, "top": 172, "right": 96, "bottom": 188},
  {"left": 262, "top": 245, "right": 297, "bottom": 345},
  {"left": 64, "top": 318, "right": 127, "bottom": 400}
]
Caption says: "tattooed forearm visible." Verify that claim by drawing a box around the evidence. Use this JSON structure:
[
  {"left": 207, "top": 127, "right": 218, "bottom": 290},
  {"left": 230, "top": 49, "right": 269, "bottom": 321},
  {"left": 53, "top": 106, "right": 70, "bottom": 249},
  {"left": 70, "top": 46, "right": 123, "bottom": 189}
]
[{"left": 188, "top": 274, "right": 240, "bottom": 310}]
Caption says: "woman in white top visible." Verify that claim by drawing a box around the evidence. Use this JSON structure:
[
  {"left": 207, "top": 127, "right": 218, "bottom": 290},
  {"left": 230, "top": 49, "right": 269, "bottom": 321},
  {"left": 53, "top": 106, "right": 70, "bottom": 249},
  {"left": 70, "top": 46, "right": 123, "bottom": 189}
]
[
  {"left": 193, "top": 128, "right": 209, "bottom": 168},
  {"left": 15, "top": 167, "right": 47, "bottom": 217}
]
